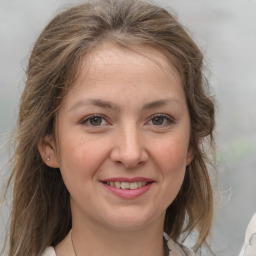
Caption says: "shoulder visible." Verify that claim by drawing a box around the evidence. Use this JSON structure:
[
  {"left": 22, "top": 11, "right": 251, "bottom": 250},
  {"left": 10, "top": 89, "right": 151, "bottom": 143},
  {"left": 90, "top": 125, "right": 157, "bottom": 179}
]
[
  {"left": 239, "top": 213, "right": 256, "bottom": 256},
  {"left": 41, "top": 246, "right": 56, "bottom": 256},
  {"left": 167, "top": 240, "right": 194, "bottom": 256},
  {"left": 164, "top": 233, "right": 194, "bottom": 256}
]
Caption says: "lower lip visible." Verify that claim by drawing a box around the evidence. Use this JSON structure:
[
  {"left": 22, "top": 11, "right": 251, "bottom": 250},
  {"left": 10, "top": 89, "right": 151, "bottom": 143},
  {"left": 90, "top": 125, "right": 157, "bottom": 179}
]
[{"left": 102, "top": 182, "right": 153, "bottom": 199}]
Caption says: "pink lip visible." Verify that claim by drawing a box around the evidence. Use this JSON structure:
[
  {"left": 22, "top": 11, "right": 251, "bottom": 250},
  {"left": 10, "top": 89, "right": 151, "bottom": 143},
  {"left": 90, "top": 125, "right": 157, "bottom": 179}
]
[
  {"left": 101, "top": 177, "right": 154, "bottom": 199},
  {"left": 102, "top": 177, "right": 154, "bottom": 183}
]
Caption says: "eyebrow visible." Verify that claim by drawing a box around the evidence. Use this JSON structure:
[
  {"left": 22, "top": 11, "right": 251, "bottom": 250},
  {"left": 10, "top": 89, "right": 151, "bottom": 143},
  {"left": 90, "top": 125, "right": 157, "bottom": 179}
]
[
  {"left": 141, "top": 99, "right": 180, "bottom": 110},
  {"left": 69, "top": 99, "right": 119, "bottom": 112},
  {"left": 69, "top": 98, "right": 179, "bottom": 112}
]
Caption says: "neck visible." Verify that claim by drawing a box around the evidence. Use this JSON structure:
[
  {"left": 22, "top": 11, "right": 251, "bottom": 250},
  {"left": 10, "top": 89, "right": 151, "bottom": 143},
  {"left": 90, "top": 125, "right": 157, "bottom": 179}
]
[{"left": 71, "top": 215, "right": 165, "bottom": 256}]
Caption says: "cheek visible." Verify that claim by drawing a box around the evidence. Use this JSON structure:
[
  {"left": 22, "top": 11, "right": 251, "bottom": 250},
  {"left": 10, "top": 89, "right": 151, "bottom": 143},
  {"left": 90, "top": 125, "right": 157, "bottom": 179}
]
[
  {"left": 153, "top": 135, "right": 189, "bottom": 172},
  {"left": 58, "top": 136, "right": 109, "bottom": 183},
  {"left": 154, "top": 139, "right": 188, "bottom": 205}
]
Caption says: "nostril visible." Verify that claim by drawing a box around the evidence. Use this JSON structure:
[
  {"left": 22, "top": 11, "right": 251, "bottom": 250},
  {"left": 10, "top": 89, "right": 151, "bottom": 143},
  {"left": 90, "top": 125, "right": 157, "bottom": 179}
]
[
  {"left": 110, "top": 144, "right": 148, "bottom": 169},
  {"left": 115, "top": 160, "right": 123, "bottom": 166}
]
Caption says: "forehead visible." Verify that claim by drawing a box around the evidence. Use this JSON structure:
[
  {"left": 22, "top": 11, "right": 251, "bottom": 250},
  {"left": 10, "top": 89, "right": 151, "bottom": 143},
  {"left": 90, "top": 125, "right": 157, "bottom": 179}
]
[
  {"left": 61, "top": 43, "right": 185, "bottom": 110},
  {"left": 76, "top": 43, "right": 181, "bottom": 86}
]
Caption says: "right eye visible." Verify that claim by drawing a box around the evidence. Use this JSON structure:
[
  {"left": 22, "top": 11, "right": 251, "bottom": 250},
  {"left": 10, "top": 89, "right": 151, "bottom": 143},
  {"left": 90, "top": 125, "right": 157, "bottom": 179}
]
[{"left": 80, "top": 115, "right": 108, "bottom": 127}]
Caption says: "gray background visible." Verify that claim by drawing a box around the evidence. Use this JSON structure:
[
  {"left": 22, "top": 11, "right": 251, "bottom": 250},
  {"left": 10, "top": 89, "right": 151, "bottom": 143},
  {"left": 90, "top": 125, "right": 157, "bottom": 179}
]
[{"left": 0, "top": 0, "right": 256, "bottom": 255}]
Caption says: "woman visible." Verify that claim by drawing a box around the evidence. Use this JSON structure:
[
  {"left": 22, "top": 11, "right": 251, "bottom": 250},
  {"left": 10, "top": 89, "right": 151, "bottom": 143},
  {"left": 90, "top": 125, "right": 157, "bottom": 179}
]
[{"left": 2, "top": 0, "right": 215, "bottom": 255}]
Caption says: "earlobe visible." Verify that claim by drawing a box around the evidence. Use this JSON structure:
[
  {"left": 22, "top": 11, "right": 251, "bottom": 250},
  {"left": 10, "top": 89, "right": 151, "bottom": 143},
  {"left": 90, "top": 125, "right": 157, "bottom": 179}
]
[
  {"left": 186, "top": 148, "right": 194, "bottom": 166},
  {"left": 37, "top": 135, "right": 60, "bottom": 168}
]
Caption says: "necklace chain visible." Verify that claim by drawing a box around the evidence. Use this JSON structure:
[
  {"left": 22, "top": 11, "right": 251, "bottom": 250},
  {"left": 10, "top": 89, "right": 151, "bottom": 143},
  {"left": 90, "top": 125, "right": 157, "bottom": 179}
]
[
  {"left": 70, "top": 230, "right": 167, "bottom": 256},
  {"left": 71, "top": 230, "right": 77, "bottom": 256}
]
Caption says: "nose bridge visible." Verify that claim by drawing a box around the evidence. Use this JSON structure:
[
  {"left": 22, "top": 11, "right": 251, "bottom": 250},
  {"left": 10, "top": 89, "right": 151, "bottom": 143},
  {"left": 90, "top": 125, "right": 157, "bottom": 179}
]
[
  {"left": 112, "top": 122, "right": 148, "bottom": 168},
  {"left": 122, "top": 123, "right": 141, "bottom": 154}
]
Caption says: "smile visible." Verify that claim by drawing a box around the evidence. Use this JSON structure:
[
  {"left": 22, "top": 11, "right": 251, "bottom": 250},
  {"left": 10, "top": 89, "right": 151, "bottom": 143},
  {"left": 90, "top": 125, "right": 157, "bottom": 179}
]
[
  {"left": 101, "top": 177, "right": 154, "bottom": 199},
  {"left": 105, "top": 181, "right": 148, "bottom": 190}
]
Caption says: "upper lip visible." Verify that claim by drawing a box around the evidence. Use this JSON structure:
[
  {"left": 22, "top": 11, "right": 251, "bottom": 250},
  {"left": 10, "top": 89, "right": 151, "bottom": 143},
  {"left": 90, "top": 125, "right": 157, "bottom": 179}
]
[{"left": 101, "top": 177, "right": 154, "bottom": 183}]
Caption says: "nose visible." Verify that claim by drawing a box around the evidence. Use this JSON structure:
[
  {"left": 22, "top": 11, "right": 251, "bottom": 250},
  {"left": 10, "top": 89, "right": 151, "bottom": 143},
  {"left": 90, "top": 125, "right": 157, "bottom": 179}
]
[{"left": 110, "top": 125, "right": 149, "bottom": 168}]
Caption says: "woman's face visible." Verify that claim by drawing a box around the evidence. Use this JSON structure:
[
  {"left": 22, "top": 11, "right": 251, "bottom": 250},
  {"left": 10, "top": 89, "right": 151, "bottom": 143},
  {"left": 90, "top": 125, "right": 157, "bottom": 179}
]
[{"left": 47, "top": 44, "right": 192, "bottom": 231}]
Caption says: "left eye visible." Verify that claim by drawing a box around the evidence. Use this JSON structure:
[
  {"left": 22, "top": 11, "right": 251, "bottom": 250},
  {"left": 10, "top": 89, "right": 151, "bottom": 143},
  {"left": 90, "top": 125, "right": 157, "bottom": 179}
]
[
  {"left": 148, "top": 115, "right": 173, "bottom": 126},
  {"left": 80, "top": 115, "right": 108, "bottom": 126}
]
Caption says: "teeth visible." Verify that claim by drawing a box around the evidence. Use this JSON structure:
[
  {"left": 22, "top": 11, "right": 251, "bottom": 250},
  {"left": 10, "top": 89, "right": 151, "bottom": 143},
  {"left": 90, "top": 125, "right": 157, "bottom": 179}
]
[
  {"left": 114, "top": 181, "right": 121, "bottom": 188},
  {"left": 106, "top": 181, "right": 149, "bottom": 190},
  {"left": 129, "top": 182, "right": 138, "bottom": 190},
  {"left": 121, "top": 182, "right": 129, "bottom": 189}
]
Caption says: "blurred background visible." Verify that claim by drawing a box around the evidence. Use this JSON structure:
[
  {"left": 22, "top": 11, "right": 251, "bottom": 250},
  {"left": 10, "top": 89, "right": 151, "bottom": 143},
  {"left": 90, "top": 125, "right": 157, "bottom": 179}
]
[{"left": 0, "top": 0, "right": 255, "bottom": 255}]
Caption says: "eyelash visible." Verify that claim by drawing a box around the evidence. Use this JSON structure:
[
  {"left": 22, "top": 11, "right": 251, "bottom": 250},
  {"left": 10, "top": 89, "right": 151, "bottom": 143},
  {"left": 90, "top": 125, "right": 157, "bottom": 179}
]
[
  {"left": 80, "top": 114, "right": 109, "bottom": 127},
  {"left": 146, "top": 114, "right": 175, "bottom": 127},
  {"left": 79, "top": 114, "right": 175, "bottom": 127}
]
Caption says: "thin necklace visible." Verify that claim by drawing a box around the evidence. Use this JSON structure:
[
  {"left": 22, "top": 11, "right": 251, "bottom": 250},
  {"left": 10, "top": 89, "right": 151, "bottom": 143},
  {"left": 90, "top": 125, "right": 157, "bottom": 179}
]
[
  {"left": 71, "top": 230, "right": 77, "bottom": 256},
  {"left": 70, "top": 230, "right": 167, "bottom": 256}
]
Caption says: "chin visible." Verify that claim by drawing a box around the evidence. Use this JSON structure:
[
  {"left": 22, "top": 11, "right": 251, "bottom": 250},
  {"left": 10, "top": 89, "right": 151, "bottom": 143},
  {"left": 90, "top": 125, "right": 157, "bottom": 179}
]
[{"left": 101, "top": 208, "right": 163, "bottom": 232}]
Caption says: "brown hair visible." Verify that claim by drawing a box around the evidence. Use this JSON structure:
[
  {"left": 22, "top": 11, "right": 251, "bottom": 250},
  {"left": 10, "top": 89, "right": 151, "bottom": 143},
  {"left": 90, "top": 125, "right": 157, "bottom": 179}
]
[{"left": 2, "top": 0, "right": 215, "bottom": 255}]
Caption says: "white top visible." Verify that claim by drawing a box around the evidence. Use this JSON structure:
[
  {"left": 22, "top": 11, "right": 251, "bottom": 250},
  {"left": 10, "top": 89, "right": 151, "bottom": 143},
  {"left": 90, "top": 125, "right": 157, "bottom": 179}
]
[
  {"left": 41, "top": 234, "right": 194, "bottom": 256},
  {"left": 239, "top": 213, "right": 256, "bottom": 256},
  {"left": 42, "top": 246, "right": 56, "bottom": 256}
]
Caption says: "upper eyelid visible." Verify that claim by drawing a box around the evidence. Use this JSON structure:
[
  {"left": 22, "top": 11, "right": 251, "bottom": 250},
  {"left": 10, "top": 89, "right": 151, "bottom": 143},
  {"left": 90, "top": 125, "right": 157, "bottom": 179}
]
[
  {"left": 79, "top": 114, "right": 109, "bottom": 124},
  {"left": 142, "top": 114, "right": 175, "bottom": 128},
  {"left": 147, "top": 113, "right": 175, "bottom": 121}
]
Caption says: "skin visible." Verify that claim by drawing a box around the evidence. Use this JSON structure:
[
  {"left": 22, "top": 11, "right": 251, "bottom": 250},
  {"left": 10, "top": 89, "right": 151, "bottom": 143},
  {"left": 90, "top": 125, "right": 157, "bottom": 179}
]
[{"left": 38, "top": 43, "right": 193, "bottom": 256}]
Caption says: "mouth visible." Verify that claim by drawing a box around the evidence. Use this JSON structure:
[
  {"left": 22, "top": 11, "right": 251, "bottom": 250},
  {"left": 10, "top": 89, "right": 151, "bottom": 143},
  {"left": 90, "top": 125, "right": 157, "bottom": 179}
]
[
  {"left": 101, "top": 177, "right": 155, "bottom": 198},
  {"left": 104, "top": 181, "right": 151, "bottom": 190}
]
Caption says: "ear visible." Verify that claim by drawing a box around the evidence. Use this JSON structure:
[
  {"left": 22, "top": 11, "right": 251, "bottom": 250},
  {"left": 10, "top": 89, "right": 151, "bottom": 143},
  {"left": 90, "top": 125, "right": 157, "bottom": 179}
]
[
  {"left": 186, "top": 147, "right": 194, "bottom": 166},
  {"left": 37, "top": 135, "right": 60, "bottom": 168}
]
